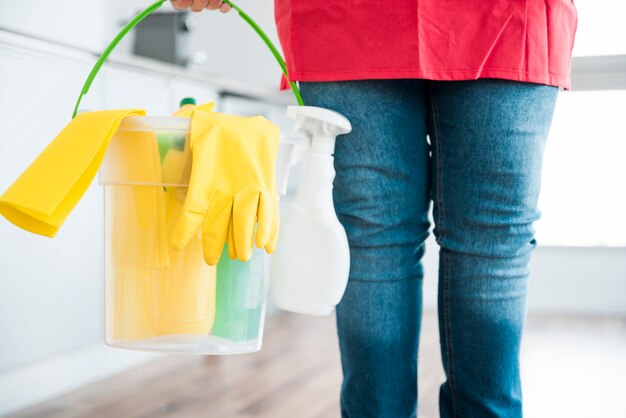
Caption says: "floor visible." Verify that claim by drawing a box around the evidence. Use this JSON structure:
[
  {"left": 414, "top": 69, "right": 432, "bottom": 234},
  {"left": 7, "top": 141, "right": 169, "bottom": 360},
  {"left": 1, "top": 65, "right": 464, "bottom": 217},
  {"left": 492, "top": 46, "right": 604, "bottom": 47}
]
[{"left": 8, "top": 311, "right": 626, "bottom": 418}]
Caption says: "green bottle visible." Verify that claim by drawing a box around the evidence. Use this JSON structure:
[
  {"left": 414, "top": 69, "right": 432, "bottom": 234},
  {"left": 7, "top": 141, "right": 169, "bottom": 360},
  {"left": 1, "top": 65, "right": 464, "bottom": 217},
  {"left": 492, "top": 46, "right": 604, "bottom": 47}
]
[{"left": 211, "top": 245, "right": 266, "bottom": 341}]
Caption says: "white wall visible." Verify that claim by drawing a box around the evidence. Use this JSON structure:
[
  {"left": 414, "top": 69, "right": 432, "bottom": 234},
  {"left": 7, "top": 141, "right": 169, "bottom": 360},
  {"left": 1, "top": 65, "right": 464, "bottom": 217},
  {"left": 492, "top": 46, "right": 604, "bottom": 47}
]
[
  {"left": 184, "top": 0, "right": 283, "bottom": 89},
  {"left": 0, "top": 0, "right": 107, "bottom": 51},
  {"left": 0, "top": 42, "right": 107, "bottom": 372}
]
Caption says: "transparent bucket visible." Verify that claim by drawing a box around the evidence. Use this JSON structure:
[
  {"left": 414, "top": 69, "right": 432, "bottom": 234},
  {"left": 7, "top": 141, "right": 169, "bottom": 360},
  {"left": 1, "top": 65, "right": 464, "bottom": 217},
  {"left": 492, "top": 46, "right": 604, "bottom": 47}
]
[{"left": 100, "top": 116, "right": 269, "bottom": 355}]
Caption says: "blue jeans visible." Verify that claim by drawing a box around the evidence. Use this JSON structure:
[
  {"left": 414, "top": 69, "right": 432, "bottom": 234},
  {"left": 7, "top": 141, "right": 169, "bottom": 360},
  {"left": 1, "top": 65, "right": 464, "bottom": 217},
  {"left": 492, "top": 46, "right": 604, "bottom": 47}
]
[{"left": 299, "top": 79, "right": 558, "bottom": 418}]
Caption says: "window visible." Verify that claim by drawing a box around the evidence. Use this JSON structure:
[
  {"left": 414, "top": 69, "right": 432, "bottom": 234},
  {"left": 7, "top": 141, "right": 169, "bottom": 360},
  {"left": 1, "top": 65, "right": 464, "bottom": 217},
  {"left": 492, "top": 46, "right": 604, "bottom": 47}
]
[
  {"left": 535, "top": 90, "right": 626, "bottom": 247},
  {"left": 571, "top": 0, "right": 626, "bottom": 57},
  {"left": 532, "top": 1, "right": 626, "bottom": 247}
]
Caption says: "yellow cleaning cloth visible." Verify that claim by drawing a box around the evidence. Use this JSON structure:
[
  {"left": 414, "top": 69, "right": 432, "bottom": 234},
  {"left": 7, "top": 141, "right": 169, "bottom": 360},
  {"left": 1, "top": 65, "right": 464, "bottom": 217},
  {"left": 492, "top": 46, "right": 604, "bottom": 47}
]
[
  {"left": 0, "top": 109, "right": 144, "bottom": 237},
  {"left": 104, "top": 129, "right": 169, "bottom": 342}
]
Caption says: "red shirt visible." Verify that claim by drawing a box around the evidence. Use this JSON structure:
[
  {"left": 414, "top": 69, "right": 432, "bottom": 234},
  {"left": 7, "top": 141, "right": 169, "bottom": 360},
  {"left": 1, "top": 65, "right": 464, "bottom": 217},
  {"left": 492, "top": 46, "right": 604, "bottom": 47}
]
[{"left": 275, "top": 0, "right": 578, "bottom": 89}]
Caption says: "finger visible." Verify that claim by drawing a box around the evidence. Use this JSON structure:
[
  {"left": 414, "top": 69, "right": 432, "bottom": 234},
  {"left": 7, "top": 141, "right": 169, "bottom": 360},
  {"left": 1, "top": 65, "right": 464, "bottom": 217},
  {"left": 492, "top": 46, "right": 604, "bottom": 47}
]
[
  {"left": 255, "top": 192, "right": 273, "bottom": 249},
  {"left": 170, "top": 158, "right": 215, "bottom": 250},
  {"left": 171, "top": 0, "right": 192, "bottom": 10},
  {"left": 171, "top": 209, "right": 205, "bottom": 251},
  {"left": 174, "top": 136, "right": 216, "bottom": 235},
  {"left": 233, "top": 189, "right": 260, "bottom": 262},
  {"left": 202, "top": 197, "right": 232, "bottom": 265},
  {"left": 219, "top": 3, "right": 232, "bottom": 13},
  {"left": 264, "top": 198, "right": 280, "bottom": 254},
  {"left": 227, "top": 214, "right": 237, "bottom": 260},
  {"left": 191, "top": 0, "right": 210, "bottom": 12},
  {"left": 206, "top": 0, "right": 223, "bottom": 10}
]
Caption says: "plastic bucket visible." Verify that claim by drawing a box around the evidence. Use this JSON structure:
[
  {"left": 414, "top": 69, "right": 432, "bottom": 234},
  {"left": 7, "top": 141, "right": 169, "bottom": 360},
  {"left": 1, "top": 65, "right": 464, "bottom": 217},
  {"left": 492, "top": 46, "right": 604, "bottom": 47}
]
[{"left": 100, "top": 115, "right": 271, "bottom": 354}]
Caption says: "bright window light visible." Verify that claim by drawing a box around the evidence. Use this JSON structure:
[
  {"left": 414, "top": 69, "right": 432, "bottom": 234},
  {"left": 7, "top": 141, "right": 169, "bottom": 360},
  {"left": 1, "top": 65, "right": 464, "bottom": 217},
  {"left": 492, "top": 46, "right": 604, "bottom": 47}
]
[
  {"left": 535, "top": 90, "right": 626, "bottom": 247},
  {"left": 571, "top": 0, "right": 626, "bottom": 57}
]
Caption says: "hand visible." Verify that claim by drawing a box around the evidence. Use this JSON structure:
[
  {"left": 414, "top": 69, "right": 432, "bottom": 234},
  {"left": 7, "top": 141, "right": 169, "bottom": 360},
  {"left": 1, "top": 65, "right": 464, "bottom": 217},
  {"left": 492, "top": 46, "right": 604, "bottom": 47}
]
[{"left": 171, "top": 0, "right": 232, "bottom": 13}]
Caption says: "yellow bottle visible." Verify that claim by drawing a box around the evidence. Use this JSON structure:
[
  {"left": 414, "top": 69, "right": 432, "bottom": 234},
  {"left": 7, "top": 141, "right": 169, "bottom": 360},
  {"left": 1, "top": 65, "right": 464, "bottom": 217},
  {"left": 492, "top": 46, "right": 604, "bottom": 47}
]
[{"left": 152, "top": 98, "right": 217, "bottom": 337}]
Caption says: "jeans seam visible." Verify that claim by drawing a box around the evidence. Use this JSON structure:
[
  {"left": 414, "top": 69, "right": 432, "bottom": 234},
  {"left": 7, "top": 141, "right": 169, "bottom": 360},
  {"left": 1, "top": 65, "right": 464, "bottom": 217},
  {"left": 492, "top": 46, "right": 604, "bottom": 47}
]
[
  {"left": 443, "top": 250, "right": 460, "bottom": 418},
  {"left": 429, "top": 84, "right": 445, "bottom": 238},
  {"left": 431, "top": 86, "right": 459, "bottom": 417}
]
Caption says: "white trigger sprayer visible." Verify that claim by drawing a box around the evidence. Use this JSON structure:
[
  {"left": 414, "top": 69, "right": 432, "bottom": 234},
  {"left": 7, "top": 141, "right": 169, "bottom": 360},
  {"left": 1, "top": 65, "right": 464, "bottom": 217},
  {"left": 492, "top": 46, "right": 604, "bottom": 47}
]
[{"left": 271, "top": 106, "right": 352, "bottom": 315}]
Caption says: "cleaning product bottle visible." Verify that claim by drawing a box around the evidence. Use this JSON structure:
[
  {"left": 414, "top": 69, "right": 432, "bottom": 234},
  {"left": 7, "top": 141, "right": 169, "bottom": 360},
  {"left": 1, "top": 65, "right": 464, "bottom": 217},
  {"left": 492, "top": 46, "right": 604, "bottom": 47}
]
[
  {"left": 275, "top": 129, "right": 310, "bottom": 198},
  {"left": 152, "top": 98, "right": 217, "bottom": 337},
  {"left": 178, "top": 97, "right": 196, "bottom": 111},
  {"left": 271, "top": 106, "right": 352, "bottom": 315},
  {"left": 210, "top": 244, "right": 266, "bottom": 342}
]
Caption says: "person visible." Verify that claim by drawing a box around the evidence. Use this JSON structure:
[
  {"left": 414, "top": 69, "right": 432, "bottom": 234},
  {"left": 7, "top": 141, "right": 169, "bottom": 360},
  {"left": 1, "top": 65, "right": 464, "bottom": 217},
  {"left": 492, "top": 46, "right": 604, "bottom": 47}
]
[{"left": 172, "top": 1, "right": 578, "bottom": 417}]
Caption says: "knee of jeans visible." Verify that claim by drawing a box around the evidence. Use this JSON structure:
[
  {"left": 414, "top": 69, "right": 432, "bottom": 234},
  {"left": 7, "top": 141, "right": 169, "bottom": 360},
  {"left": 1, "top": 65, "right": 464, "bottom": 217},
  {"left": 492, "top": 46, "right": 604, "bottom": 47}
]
[
  {"left": 332, "top": 161, "right": 431, "bottom": 280},
  {"left": 337, "top": 281, "right": 420, "bottom": 355},
  {"left": 335, "top": 192, "right": 430, "bottom": 280},
  {"left": 333, "top": 178, "right": 430, "bottom": 250},
  {"left": 340, "top": 316, "right": 415, "bottom": 356},
  {"left": 434, "top": 212, "right": 538, "bottom": 259}
]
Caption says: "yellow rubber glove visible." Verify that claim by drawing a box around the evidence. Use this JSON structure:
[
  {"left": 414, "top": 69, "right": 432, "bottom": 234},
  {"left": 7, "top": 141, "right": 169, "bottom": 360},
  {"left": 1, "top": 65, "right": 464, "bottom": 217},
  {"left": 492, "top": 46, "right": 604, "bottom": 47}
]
[
  {"left": 170, "top": 105, "right": 280, "bottom": 265},
  {"left": 0, "top": 109, "right": 144, "bottom": 237}
]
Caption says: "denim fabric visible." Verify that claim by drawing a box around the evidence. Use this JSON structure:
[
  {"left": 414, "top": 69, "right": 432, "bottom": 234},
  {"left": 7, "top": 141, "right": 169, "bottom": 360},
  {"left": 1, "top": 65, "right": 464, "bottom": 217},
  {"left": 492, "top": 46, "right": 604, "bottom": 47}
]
[{"left": 299, "top": 79, "right": 558, "bottom": 418}]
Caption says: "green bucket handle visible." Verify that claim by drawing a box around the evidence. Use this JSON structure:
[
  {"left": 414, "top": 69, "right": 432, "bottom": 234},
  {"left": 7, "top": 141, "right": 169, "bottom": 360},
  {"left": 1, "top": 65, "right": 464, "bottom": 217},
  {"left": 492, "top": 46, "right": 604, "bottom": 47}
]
[{"left": 72, "top": 0, "right": 304, "bottom": 119}]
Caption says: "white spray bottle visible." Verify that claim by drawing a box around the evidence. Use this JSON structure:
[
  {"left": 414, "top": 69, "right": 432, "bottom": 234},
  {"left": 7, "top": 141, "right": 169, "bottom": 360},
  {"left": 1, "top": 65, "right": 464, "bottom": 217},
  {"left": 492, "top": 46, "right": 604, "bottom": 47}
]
[{"left": 271, "top": 106, "right": 352, "bottom": 316}]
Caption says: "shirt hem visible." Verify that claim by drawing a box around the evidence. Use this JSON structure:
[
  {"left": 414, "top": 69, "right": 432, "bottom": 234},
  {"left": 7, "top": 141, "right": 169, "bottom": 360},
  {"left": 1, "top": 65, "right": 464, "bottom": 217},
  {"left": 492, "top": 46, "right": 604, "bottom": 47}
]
[{"left": 285, "top": 68, "right": 571, "bottom": 90}]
